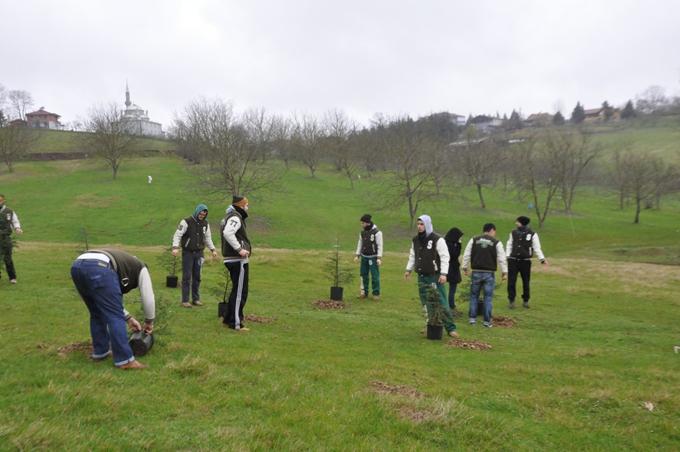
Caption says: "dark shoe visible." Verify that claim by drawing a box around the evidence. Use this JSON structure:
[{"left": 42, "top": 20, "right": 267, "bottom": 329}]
[
  {"left": 192, "top": 300, "right": 203, "bottom": 306},
  {"left": 118, "top": 360, "right": 147, "bottom": 370},
  {"left": 181, "top": 302, "right": 192, "bottom": 308},
  {"left": 523, "top": 302, "right": 530, "bottom": 309},
  {"left": 509, "top": 301, "right": 515, "bottom": 309}
]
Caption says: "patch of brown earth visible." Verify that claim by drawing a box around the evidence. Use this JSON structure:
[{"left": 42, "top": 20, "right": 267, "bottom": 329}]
[
  {"left": 492, "top": 316, "right": 516, "bottom": 328},
  {"left": 446, "top": 339, "right": 492, "bottom": 351},
  {"left": 57, "top": 341, "right": 92, "bottom": 357},
  {"left": 244, "top": 314, "right": 275, "bottom": 324},
  {"left": 370, "top": 380, "right": 424, "bottom": 399},
  {"left": 313, "top": 300, "right": 345, "bottom": 310}
]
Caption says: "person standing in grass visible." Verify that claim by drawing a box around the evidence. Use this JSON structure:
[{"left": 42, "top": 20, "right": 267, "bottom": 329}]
[
  {"left": 462, "top": 223, "right": 508, "bottom": 328},
  {"left": 70, "top": 248, "right": 155, "bottom": 370},
  {"left": 172, "top": 204, "right": 218, "bottom": 308},
  {"left": 444, "top": 227, "right": 464, "bottom": 311},
  {"left": 404, "top": 215, "right": 459, "bottom": 337},
  {"left": 220, "top": 196, "right": 252, "bottom": 331},
  {"left": 0, "top": 194, "right": 23, "bottom": 284},
  {"left": 354, "top": 214, "right": 383, "bottom": 300},
  {"left": 506, "top": 216, "right": 547, "bottom": 309}
]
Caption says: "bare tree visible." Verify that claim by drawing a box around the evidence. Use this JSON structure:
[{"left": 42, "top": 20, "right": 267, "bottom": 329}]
[
  {"left": 451, "top": 126, "right": 500, "bottom": 209},
  {"left": 174, "top": 99, "right": 278, "bottom": 195},
  {"left": 85, "top": 103, "right": 137, "bottom": 179},
  {"left": 543, "top": 128, "right": 601, "bottom": 213},
  {"left": 0, "top": 122, "right": 36, "bottom": 173},
  {"left": 270, "top": 115, "right": 293, "bottom": 168},
  {"left": 612, "top": 151, "right": 659, "bottom": 224},
  {"left": 324, "top": 109, "right": 360, "bottom": 187},
  {"left": 611, "top": 149, "right": 631, "bottom": 210},
  {"left": 243, "top": 108, "right": 276, "bottom": 163},
  {"left": 510, "top": 132, "right": 561, "bottom": 228},
  {"left": 381, "top": 117, "right": 439, "bottom": 226},
  {"left": 8, "top": 90, "right": 34, "bottom": 120},
  {"left": 291, "top": 114, "right": 324, "bottom": 177}
]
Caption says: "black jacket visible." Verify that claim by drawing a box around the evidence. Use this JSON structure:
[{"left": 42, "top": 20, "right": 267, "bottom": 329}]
[{"left": 444, "top": 228, "right": 463, "bottom": 284}]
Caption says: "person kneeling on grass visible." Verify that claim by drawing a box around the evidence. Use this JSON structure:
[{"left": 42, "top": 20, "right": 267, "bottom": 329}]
[
  {"left": 461, "top": 223, "right": 508, "bottom": 328},
  {"left": 70, "top": 249, "right": 155, "bottom": 370},
  {"left": 354, "top": 214, "right": 383, "bottom": 300},
  {"left": 404, "top": 215, "right": 459, "bottom": 338}
]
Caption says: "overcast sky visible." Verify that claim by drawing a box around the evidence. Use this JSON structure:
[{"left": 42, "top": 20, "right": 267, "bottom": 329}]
[{"left": 1, "top": 0, "right": 679, "bottom": 128}]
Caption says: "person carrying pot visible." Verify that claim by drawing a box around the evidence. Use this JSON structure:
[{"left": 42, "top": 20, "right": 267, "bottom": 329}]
[
  {"left": 404, "top": 215, "right": 459, "bottom": 338},
  {"left": 220, "top": 196, "right": 252, "bottom": 331},
  {"left": 172, "top": 203, "right": 218, "bottom": 308},
  {"left": 70, "top": 248, "right": 156, "bottom": 369},
  {"left": 354, "top": 214, "right": 383, "bottom": 300}
]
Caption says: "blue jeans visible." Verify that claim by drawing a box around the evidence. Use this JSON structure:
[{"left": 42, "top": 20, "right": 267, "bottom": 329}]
[
  {"left": 469, "top": 271, "right": 495, "bottom": 323},
  {"left": 71, "top": 259, "right": 135, "bottom": 366}
]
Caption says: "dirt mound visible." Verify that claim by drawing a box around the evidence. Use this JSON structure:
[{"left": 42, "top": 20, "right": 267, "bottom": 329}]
[
  {"left": 370, "top": 381, "right": 423, "bottom": 399},
  {"left": 244, "top": 314, "right": 275, "bottom": 324},
  {"left": 57, "top": 341, "right": 92, "bottom": 357},
  {"left": 313, "top": 300, "right": 345, "bottom": 310},
  {"left": 492, "top": 316, "right": 516, "bottom": 328},
  {"left": 446, "top": 339, "right": 492, "bottom": 351}
]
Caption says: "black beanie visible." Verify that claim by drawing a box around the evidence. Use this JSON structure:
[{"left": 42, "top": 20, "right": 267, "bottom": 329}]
[
  {"left": 360, "top": 214, "right": 372, "bottom": 223},
  {"left": 233, "top": 195, "right": 244, "bottom": 204},
  {"left": 516, "top": 216, "right": 530, "bottom": 226}
]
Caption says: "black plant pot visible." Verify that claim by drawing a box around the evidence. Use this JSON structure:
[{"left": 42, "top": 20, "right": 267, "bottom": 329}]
[
  {"left": 218, "top": 301, "right": 228, "bottom": 318},
  {"left": 166, "top": 275, "right": 178, "bottom": 288},
  {"left": 426, "top": 324, "right": 443, "bottom": 340},
  {"left": 129, "top": 331, "right": 154, "bottom": 356},
  {"left": 330, "top": 286, "right": 344, "bottom": 301}
]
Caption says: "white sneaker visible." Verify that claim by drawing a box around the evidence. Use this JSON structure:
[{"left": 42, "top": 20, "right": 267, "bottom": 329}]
[
  {"left": 10, "top": 279, "right": 17, "bottom": 284},
  {"left": 469, "top": 318, "right": 476, "bottom": 325},
  {"left": 483, "top": 322, "right": 493, "bottom": 328}
]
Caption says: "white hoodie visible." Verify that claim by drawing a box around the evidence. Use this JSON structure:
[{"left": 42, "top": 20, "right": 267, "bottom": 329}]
[{"left": 405, "top": 215, "right": 450, "bottom": 275}]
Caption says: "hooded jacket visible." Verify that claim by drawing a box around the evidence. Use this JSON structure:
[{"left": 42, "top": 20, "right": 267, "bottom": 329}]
[
  {"left": 172, "top": 203, "right": 216, "bottom": 252},
  {"left": 405, "top": 215, "right": 450, "bottom": 276},
  {"left": 444, "top": 227, "right": 464, "bottom": 283}
]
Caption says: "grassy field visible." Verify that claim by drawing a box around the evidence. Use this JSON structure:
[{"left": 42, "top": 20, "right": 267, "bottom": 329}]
[
  {"left": 0, "top": 152, "right": 679, "bottom": 450},
  {"left": 27, "top": 129, "right": 176, "bottom": 154}
]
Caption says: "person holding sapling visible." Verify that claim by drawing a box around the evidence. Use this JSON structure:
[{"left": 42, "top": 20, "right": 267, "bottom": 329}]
[
  {"left": 443, "top": 227, "right": 464, "bottom": 310},
  {"left": 172, "top": 203, "right": 218, "bottom": 308},
  {"left": 462, "top": 223, "right": 508, "bottom": 328},
  {"left": 0, "top": 194, "right": 23, "bottom": 284},
  {"left": 220, "top": 196, "right": 252, "bottom": 331},
  {"left": 404, "top": 215, "right": 458, "bottom": 337},
  {"left": 70, "top": 248, "right": 156, "bottom": 369},
  {"left": 354, "top": 214, "right": 383, "bottom": 300},
  {"left": 506, "top": 216, "right": 547, "bottom": 309}
]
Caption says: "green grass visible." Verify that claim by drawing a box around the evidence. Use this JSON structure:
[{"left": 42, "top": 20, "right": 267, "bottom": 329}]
[
  {"left": 28, "top": 129, "right": 176, "bottom": 154},
  {"left": 1, "top": 147, "right": 679, "bottom": 449}
]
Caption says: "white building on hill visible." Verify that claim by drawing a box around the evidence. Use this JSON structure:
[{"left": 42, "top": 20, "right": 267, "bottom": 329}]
[{"left": 121, "top": 83, "right": 163, "bottom": 137}]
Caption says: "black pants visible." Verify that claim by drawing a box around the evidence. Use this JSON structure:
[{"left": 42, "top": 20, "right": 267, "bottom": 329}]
[
  {"left": 507, "top": 258, "right": 531, "bottom": 302},
  {"left": 1, "top": 238, "right": 16, "bottom": 280},
  {"left": 224, "top": 261, "right": 249, "bottom": 328},
  {"left": 181, "top": 249, "right": 204, "bottom": 303}
]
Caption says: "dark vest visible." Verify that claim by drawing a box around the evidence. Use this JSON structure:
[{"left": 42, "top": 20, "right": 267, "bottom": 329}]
[
  {"left": 471, "top": 234, "right": 499, "bottom": 271},
  {"left": 220, "top": 209, "right": 251, "bottom": 258},
  {"left": 412, "top": 233, "right": 442, "bottom": 275},
  {"left": 180, "top": 216, "right": 208, "bottom": 251},
  {"left": 360, "top": 226, "right": 380, "bottom": 256},
  {"left": 93, "top": 248, "right": 146, "bottom": 294},
  {"left": 510, "top": 227, "right": 534, "bottom": 259},
  {"left": 0, "top": 206, "right": 14, "bottom": 236}
]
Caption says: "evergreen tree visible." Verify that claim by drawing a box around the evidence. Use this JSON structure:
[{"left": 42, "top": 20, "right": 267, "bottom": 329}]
[
  {"left": 602, "top": 101, "right": 614, "bottom": 121},
  {"left": 506, "top": 109, "right": 523, "bottom": 130},
  {"left": 621, "top": 100, "right": 636, "bottom": 120},
  {"left": 571, "top": 102, "right": 585, "bottom": 124},
  {"left": 552, "top": 111, "right": 565, "bottom": 125}
]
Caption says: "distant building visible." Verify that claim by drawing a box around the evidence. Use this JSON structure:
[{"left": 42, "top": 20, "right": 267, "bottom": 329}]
[
  {"left": 468, "top": 115, "right": 503, "bottom": 133},
  {"left": 451, "top": 113, "right": 467, "bottom": 126},
  {"left": 9, "top": 119, "right": 27, "bottom": 127},
  {"left": 584, "top": 107, "right": 620, "bottom": 122},
  {"left": 524, "top": 113, "right": 552, "bottom": 127},
  {"left": 120, "top": 83, "right": 163, "bottom": 137},
  {"left": 26, "top": 107, "right": 64, "bottom": 129}
]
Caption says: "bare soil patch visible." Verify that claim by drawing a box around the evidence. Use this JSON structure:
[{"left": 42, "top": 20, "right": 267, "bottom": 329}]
[
  {"left": 313, "top": 300, "right": 345, "bottom": 310},
  {"left": 446, "top": 339, "right": 492, "bottom": 351},
  {"left": 492, "top": 316, "right": 516, "bottom": 328},
  {"left": 370, "top": 381, "right": 423, "bottom": 399},
  {"left": 244, "top": 314, "right": 275, "bottom": 324},
  {"left": 57, "top": 341, "right": 92, "bottom": 357}
]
